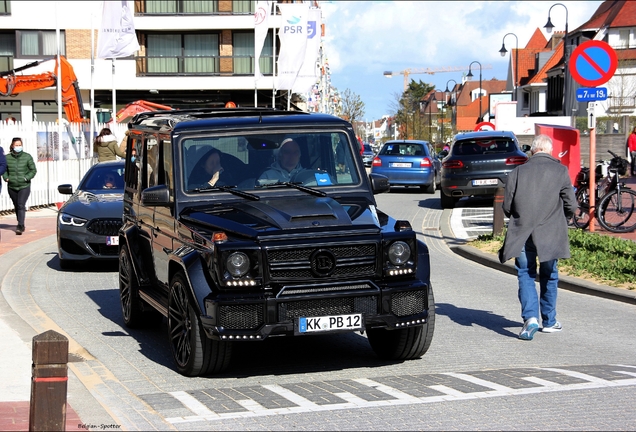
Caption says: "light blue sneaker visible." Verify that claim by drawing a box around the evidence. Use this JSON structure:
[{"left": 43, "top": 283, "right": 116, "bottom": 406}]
[
  {"left": 541, "top": 321, "right": 562, "bottom": 333},
  {"left": 519, "top": 318, "right": 539, "bottom": 340}
]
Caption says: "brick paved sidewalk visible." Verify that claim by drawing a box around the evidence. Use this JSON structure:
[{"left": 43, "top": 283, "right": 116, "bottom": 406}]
[{"left": 0, "top": 206, "right": 85, "bottom": 431}]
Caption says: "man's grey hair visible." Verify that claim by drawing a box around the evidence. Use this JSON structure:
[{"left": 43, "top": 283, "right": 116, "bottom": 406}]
[{"left": 531, "top": 134, "right": 553, "bottom": 155}]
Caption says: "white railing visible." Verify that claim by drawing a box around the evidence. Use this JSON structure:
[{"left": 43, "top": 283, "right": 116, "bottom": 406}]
[{"left": 0, "top": 121, "right": 128, "bottom": 212}]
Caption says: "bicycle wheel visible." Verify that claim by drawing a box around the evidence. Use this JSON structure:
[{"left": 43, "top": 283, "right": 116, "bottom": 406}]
[
  {"left": 597, "top": 188, "right": 636, "bottom": 233},
  {"left": 571, "top": 187, "right": 591, "bottom": 229}
]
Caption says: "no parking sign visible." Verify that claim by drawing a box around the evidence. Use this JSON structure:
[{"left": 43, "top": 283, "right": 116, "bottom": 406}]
[{"left": 570, "top": 40, "right": 617, "bottom": 87}]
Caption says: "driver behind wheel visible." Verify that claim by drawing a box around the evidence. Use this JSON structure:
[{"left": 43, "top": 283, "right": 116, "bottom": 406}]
[{"left": 258, "top": 138, "right": 306, "bottom": 183}]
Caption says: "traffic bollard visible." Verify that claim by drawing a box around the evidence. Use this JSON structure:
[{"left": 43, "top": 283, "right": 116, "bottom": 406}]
[
  {"left": 29, "top": 330, "right": 68, "bottom": 432},
  {"left": 493, "top": 187, "right": 505, "bottom": 237}
]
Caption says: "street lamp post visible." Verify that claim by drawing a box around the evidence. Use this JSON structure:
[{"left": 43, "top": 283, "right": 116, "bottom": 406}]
[
  {"left": 467, "top": 61, "right": 483, "bottom": 123},
  {"left": 444, "top": 79, "right": 458, "bottom": 142},
  {"left": 544, "top": 3, "right": 569, "bottom": 116},
  {"left": 428, "top": 92, "right": 435, "bottom": 143},
  {"left": 499, "top": 33, "right": 519, "bottom": 102}
]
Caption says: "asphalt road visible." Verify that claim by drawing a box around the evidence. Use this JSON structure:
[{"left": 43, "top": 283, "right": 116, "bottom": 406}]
[{"left": 3, "top": 188, "right": 636, "bottom": 431}]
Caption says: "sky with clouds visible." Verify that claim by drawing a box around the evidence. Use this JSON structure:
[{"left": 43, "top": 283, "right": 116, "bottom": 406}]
[{"left": 320, "top": 0, "right": 604, "bottom": 122}]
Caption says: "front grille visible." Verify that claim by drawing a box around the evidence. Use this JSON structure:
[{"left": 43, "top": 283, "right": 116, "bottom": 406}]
[
  {"left": 88, "top": 244, "right": 119, "bottom": 256},
  {"left": 279, "top": 283, "right": 374, "bottom": 296},
  {"left": 278, "top": 296, "right": 377, "bottom": 321},
  {"left": 218, "top": 304, "right": 263, "bottom": 330},
  {"left": 391, "top": 290, "right": 427, "bottom": 317},
  {"left": 86, "top": 219, "right": 121, "bottom": 236},
  {"left": 267, "top": 243, "right": 377, "bottom": 281}
]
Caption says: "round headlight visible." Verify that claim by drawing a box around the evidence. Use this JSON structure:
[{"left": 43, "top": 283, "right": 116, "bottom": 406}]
[
  {"left": 388, "top": 241, "right": 411, "bottom": 265},
  {"left": 226, "top": 252, "right": 250, "bottom": 277}
]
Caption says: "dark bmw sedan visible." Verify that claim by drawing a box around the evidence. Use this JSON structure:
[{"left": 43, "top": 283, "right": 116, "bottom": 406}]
[
  {"left": 56, "top": 160, "right": 125, "bottom": 269},
  {"left": 371, "top": 140, "right": 440, "bottom": 193},
  {"left": 440, "top": 131, "right": 528, "bottom": 209}
]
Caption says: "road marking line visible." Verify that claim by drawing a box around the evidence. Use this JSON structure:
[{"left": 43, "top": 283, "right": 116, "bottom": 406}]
[
  {"left": 443, "top": 372, "right": 514, "bottom": 393},
  {"left": 540, "top": 368, "right": 615, "bottom": 386},
  {"left": 522, "top": 377, "right": 561, "bottom": 387},
  {"left": 236, "top": 399, "right": 268, "bottom": 412},
  {"left": 334, "top": 392, "right": 368, "bottom": 406},
  {"left": 261, "top": 384, "right": 320, "bottom": 409},
  {"left": 353, "top": 378, "right": 421, "bottom": 403},
  {"left": 429, "top": 385, "right": 469, "bottom": 398},
  {"left": 615, "top": 371, "right": 636, "bottom": 378},
  {"left": 170, "top": 391, "right": 219, "bottom": 418}
]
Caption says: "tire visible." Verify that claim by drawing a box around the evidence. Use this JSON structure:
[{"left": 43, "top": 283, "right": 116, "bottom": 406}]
[
  {"left": 367, "top": 287, "right": 435, "bottom": 360},
  {"left": 440, "top": 191, "right": 456, "bottom": 209},
  {"left": 168, "top": 272, "right": 232, "bottom": 376},
  {"left": 119, "top": 245, "right": 144, "bottom": 328},
  {"left": 571, "top": 187, "right": 590, "bottom": 229},
  {"left": 597, "top": 189, "right": 636, "bottom": 233}
]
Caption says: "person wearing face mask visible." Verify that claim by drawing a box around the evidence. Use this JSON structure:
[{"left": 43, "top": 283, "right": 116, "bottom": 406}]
[{"left": 2, "top": 137, "right": 37, "bottom": 234}]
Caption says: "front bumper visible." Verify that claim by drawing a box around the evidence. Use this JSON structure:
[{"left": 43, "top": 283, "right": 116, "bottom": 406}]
[
  {"left": 200, "top": 280, "right": 431, "bottom": 341},
  {"left": 58, "top": 226, "right": 119, "bottom": 261}
]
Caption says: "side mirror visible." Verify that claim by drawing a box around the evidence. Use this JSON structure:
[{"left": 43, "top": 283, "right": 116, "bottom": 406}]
[
  {"left": 369, "top": 173, "right": 390, "bottom": 194},
  {"left": 141, "top": 184, "right": 171, "bottom": 206},
  {"left": 438, "top": 150, "right": 448, "bottom": 158},
  {"left": 521, "top": 144, "right": 531, "bottom": 153},
  {"left": 57, "top": 184, "right": 73, "bottom": 195}
]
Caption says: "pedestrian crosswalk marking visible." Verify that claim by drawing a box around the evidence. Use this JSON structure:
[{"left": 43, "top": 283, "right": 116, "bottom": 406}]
[{"left": 161, "top": 365, "right": 636, "bottom": 424}]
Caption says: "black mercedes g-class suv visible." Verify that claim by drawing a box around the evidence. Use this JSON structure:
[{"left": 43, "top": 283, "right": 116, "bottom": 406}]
[{"left": 119, "top": 108, "right": 435, "bottom": 376}]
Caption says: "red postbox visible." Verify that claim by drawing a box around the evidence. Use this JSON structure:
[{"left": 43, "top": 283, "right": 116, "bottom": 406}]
[{"left": 534, "top": 124, "right": 581, "bottom": 185}]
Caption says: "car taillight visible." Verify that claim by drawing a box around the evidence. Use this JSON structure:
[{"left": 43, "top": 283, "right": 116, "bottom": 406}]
[
  {"left": 505, "top": 156, "right": 528, "bottom": 165},
  {"left": 372, "top": 157, "right": 382, "bottom": 167},
  {"left": 420, "top": 157, "right": 432, "bottom": 167},
  {"left": 442, "top": 160, "right": 464, "bottom": 169}
]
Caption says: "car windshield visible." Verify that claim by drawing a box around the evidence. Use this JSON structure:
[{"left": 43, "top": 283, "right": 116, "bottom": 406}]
[
  {"left": 380, "top": 143, "right": 426, "bottom": 156},
  {"left": 452, "top": 139, "right": 517, "bottom": 155},
  {"left": 181, "top": 131, "right": 360, "bottom": 193},
  {"left": 82, "top": 165, "right": 125, "bottom": 191}
]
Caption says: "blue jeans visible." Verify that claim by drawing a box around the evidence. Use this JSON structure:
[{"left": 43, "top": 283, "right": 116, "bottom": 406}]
[{"left": 515, "top": 237, "right": 559, "bottom": 327}]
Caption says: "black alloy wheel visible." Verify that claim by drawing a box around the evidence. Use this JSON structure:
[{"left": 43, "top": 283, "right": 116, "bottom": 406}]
[{"left": 168, "top": 272, "right": 232, "bottom": 376}]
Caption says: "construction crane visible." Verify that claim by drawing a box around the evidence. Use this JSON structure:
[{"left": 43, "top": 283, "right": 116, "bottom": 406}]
[{"left": 383, "top": 65, "right": 494, "bottom": 91}]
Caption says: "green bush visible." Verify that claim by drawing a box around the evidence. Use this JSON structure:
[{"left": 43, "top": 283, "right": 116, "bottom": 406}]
[{"left": 475, "top": 229, "right": 636, "bottom": 289}]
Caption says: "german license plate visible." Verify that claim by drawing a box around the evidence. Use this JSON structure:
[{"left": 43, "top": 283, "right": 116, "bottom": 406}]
[
  {"left": 107, "top": 236, "right": 119, "bottom": 246},
  {"left": 390, "top": 162, "right": 411, "bottom": 168},
  {"left": 472, "top": 179, "right": 498, "bottom": 186},
  {"left": 299, "top": 314, "right": 363, "bottom": 333}
]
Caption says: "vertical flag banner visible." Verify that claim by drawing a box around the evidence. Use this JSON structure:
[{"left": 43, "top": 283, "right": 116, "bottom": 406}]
[
  {"left": 292, "top": 8, "right": 322, "bottom": 94},
  {"left": 97, "top": 0, "right": 140, "bottom": 59},
  {"left": 275, "top": 3, "right": 309, "bottom": 91},
  {"left": 254, "top": 0, "right": 271, "bottom": 80}
]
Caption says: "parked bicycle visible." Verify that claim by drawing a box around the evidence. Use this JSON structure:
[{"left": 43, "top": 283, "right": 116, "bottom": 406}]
[{"left": 571, "top": 150, "right": 636, "bottom": 233}]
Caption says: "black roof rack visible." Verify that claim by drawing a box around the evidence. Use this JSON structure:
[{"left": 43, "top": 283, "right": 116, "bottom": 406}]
[{"left": 130, "top": 107, "right": 308, "bottom": 127}]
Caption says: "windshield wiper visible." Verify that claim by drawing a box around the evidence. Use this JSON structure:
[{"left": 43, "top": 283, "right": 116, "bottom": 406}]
[
  {"left": 255, "top": 181, "right": 327, "bottom": 197},
  {"left": 188, "top": 185, "right": 260, "bottom": 201}
]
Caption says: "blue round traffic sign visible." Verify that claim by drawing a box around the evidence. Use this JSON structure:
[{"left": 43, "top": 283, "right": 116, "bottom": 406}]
[{"left": 570, "top": 40, "right": 617, "bottom": 87}]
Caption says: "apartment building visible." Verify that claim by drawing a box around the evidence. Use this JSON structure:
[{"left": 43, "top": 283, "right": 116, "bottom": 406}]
[{"left": 0, "top": 0, "right": 319, "bottom": 125}]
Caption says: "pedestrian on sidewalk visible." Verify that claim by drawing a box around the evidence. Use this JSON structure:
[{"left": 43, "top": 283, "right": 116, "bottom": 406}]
[
  {"left": 628, "top": 126, "right": 636, "bottom": 176},
  {"left": 2, "top": 137, "right": 37, "bottom": 235},
  {"left": 93, "top": 127, "right": 124, "bottom": 162},
  {"left": 498, "top": 134, "right": 576, "bottom": 341}
]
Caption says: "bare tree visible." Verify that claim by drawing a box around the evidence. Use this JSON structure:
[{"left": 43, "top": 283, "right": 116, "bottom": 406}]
[{"left": 340, "top": 88, "right": 365, "bottom": 126}]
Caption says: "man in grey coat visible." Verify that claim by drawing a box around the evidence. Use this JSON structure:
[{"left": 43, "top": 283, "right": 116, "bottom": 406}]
[{"left": 499, "top": 134, "right": 576, "bottom": 340}]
